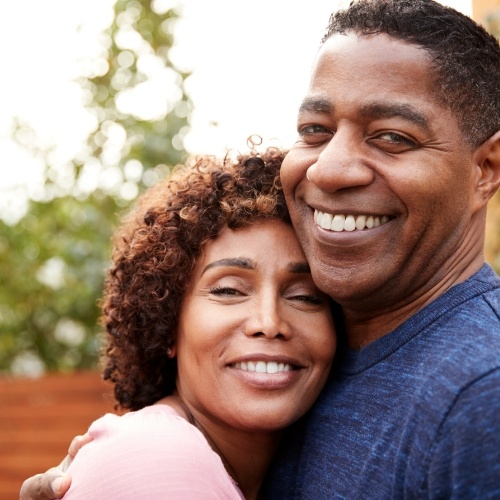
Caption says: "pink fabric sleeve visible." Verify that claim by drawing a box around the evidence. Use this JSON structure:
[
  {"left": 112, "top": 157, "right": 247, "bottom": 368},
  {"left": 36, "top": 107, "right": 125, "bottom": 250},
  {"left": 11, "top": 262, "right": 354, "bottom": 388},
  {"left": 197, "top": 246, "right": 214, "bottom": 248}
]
[{"left": 64, "top": 405, "right": 244, "bottom": 499}]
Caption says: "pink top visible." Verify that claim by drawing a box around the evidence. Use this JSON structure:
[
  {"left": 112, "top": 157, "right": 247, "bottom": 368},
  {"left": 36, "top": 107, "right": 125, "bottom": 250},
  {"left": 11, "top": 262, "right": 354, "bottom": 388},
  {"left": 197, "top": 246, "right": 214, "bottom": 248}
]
[{"left": 64, "top": 405, "right": 245, "bottom": 499}]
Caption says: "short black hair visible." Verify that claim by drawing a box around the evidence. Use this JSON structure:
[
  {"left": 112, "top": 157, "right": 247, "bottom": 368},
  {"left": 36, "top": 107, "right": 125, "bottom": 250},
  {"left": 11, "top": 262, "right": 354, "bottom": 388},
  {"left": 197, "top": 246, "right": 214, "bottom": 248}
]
[{"left": 323, "top": 0, "right": 500, "bottom": 147}]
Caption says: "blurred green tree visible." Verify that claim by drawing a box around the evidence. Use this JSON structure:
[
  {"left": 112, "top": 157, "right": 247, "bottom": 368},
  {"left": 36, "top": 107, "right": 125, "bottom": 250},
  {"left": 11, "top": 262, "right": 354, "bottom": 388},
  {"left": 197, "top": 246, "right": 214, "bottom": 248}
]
[{"left": 0, "top": 0, "right": 192, "bottom": 375}]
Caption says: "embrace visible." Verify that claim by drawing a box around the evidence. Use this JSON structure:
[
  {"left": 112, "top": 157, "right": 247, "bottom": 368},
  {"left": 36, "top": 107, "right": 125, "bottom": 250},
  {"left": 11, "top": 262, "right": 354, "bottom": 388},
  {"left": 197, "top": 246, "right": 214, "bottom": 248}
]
[{"left": 22, "top": 1, "right": 500, "bottom": 498}]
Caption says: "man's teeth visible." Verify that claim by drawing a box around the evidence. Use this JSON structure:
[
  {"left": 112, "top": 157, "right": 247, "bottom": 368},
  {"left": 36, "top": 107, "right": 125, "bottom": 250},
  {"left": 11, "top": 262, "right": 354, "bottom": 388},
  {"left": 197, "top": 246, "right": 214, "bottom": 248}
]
[
  {"left": 314, "top": 210, "right": 390, "bottom": 232},
  {"left": 233, "top": 361, "right": 292, "bottom": 373}
]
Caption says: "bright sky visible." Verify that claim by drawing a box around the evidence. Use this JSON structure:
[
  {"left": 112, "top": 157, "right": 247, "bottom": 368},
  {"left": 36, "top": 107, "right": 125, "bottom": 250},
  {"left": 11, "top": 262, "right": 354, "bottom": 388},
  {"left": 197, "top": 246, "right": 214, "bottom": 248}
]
[{"left": 0, "top": 0, "right": 472, "bottom": 222}]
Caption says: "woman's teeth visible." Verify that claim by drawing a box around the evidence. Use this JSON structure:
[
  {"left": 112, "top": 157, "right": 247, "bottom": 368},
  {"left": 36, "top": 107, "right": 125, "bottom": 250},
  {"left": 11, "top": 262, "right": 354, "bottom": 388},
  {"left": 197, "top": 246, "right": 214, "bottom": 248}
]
[{"left": 233, "top": 361, "right": 292, "bottom": 373}]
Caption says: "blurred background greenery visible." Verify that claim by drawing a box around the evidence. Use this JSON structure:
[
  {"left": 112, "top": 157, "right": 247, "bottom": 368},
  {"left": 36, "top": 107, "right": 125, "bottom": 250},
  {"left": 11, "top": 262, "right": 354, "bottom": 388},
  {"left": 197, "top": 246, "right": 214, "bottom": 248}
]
[
  {"left": 1, "top": 0, "right": 500, "bottom": 376},
  {"left": 0, "top": 0, "right": 192, "bottom": 375}
]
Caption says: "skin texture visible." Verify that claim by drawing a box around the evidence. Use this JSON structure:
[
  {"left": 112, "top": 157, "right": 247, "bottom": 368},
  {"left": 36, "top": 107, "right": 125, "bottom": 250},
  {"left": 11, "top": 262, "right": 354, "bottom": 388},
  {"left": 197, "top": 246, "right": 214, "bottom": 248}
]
[{"left": 281, "top": 33, "right": 500, "bottom": 347}]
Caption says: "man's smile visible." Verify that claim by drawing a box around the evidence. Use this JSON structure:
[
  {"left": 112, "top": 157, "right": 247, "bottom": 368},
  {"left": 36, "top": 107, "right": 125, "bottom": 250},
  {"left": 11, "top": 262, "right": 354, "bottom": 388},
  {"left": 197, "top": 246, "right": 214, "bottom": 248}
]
[{"left": 314, "top": 209, "right": 391, "bottom": 232}]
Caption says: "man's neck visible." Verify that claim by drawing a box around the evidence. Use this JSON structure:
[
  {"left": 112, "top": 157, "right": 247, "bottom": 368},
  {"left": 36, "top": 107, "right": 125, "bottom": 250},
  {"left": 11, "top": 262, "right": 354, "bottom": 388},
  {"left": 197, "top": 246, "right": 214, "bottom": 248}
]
[{"left": 343, "top": 259, "right": 484, "bottom": 349}]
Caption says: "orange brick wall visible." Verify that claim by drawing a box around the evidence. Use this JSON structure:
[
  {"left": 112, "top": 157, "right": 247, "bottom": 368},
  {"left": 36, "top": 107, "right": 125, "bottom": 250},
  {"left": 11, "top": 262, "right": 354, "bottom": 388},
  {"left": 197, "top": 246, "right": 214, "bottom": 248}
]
[{"left": 0, "top": 371, "right": 117, "bottom": 500}]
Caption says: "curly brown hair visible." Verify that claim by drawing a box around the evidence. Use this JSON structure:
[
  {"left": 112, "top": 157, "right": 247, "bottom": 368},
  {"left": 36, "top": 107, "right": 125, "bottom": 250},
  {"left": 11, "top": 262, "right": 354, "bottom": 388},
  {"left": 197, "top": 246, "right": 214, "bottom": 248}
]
[{"left": 101, "top": 147, "right": 289, "bottom": 411}]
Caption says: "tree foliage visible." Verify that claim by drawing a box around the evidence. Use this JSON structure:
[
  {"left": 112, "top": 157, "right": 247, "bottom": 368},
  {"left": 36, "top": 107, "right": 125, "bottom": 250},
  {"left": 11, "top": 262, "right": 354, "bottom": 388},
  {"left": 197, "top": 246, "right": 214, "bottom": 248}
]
[{"left": 0, "top": 0, "right": 191, "bottom": 375}]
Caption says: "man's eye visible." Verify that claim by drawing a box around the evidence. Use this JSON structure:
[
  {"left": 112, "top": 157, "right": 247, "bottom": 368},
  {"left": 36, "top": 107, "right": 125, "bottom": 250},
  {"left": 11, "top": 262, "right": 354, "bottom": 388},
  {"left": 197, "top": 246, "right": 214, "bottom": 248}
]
[
  {"left": 375, "top": 132, "right": 417, "bottom": 147},
  {"left": 299, "top": 124, "right": 332, "bottom": 136}
]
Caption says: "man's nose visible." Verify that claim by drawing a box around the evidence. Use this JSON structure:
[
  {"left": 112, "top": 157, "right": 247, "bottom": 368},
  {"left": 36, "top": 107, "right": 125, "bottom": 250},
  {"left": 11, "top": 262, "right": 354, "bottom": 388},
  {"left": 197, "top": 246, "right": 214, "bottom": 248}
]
[{"left": 306, "top": 128, "right": 374, "bottom": 192}]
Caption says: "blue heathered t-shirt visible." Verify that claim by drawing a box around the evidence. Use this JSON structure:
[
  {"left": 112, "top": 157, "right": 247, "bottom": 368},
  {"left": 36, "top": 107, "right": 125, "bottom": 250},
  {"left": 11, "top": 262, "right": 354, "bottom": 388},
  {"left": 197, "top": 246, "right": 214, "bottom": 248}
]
[{"left": 263, "top": 264, "right": 500, "bottom": 499}]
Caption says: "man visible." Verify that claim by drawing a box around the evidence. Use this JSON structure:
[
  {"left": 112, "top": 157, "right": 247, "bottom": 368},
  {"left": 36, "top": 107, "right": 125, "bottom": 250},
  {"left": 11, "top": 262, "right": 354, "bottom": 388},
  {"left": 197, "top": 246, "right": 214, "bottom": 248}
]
[
  {"left": 21, "top": 0, "right": 500, "bottom": 498},
  {"left": 262, "top": 0, "right": 500, "bottom": 498}
]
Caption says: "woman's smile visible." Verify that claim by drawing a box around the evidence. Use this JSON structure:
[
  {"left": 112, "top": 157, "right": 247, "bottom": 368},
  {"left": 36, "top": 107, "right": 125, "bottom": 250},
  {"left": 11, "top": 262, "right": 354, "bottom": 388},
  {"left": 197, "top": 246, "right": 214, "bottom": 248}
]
[{"left": 231, "top": 360, "right": 295, "bottom": 373}]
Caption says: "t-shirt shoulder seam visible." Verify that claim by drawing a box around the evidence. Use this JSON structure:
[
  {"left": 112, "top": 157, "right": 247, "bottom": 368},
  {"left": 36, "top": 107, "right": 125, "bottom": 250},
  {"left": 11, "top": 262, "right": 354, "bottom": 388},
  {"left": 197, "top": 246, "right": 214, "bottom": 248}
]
[{"left": 483, "top": 293, "right": 500, "bottom": 321}]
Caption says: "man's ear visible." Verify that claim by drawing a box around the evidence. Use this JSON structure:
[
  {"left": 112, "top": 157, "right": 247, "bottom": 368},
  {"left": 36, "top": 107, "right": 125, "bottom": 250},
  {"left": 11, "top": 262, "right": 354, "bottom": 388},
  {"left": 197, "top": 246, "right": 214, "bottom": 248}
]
[{"left": 473, "top": 130, "right": 500, "bottom": 207}]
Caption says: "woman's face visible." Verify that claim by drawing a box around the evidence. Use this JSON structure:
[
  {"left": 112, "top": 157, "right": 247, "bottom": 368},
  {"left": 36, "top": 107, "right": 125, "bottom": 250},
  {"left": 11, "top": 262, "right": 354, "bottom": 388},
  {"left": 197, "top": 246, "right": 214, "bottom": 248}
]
[{"left": 175, "top": 219, "right": 336, "bottom": 433}]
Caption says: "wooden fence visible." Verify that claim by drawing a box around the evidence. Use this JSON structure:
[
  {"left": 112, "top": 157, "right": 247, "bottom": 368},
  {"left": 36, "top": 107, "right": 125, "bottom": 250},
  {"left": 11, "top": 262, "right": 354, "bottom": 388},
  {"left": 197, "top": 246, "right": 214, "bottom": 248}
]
[{"left": 0, "top": 371, "right": 117, "bottom": 500}]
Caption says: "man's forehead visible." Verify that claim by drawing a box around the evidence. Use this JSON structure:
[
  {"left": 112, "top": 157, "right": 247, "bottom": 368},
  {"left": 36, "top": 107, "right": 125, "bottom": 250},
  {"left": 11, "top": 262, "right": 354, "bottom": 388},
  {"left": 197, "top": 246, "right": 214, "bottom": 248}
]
[
  {"left": 305, "top": 34, "right": 441, "bottom": 113},
  {"left": 318, "top": 32, "right": 432, "bottom": 67}
]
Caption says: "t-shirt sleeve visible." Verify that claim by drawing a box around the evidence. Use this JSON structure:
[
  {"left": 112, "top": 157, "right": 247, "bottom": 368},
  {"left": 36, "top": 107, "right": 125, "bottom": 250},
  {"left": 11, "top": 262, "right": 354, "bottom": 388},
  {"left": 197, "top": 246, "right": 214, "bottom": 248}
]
[
  {"left": 64, "top": 406, "right": 244, "bottom": 500},
  {"left": 426, "top": 368, "right": 500, "bottom": 499}
]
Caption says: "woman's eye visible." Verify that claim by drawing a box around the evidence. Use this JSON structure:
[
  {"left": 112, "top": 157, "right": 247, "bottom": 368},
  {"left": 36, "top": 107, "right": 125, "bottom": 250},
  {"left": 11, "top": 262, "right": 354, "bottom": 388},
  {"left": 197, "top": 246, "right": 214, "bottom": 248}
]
[
  {"left": 209, "top": 286, "right": 242, "bottom": 296},
  {"left": 293, "top": 295, "right": 323, "bottom": 304},
  {"left": 289, "top": 293, "right": 323, "bottom": 305}
]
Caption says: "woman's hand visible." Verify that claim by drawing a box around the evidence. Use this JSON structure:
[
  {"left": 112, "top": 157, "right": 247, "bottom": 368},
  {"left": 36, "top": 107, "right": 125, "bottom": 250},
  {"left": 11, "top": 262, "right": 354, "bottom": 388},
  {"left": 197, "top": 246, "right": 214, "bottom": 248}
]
[{"left": 19, "top": 433, "right": 93, "bottom": 499}]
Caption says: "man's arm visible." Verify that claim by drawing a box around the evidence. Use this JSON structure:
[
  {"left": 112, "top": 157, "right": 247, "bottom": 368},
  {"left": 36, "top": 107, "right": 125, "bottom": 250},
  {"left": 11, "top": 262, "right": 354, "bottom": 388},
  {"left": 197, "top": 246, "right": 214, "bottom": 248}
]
[{"left": 19, "top": 434, "right": 92, "bottom": 500}]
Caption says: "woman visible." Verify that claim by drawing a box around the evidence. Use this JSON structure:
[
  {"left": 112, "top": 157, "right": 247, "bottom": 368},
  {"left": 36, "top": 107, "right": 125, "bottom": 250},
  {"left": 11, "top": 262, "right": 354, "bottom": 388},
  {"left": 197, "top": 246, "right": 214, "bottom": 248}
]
[{"left": 22, "top": 148, "right": 336, "bottom": 499}]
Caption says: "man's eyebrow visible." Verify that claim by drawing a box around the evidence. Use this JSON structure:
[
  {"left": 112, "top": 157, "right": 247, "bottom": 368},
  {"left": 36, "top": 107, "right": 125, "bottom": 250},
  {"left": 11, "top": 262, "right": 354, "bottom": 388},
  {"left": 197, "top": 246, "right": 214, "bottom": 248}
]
[
  {"left": 360, "top": 102, "right": 430, "bottom": 130},
  {"left": 202, "top": 258, "right": 255, "bottom": 275},
  {"left": 298, "top": 97, "right": 333, "bottom": 115},
  {"left": 298, "top": 99, "right": 429, "bottom": 131}
]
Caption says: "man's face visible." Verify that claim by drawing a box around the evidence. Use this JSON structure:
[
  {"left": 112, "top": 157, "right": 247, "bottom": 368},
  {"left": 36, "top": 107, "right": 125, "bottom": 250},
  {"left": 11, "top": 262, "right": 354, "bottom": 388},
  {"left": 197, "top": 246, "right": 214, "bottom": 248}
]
[{"left": 281, "top": 33, "right": 481, "bottom": 316}]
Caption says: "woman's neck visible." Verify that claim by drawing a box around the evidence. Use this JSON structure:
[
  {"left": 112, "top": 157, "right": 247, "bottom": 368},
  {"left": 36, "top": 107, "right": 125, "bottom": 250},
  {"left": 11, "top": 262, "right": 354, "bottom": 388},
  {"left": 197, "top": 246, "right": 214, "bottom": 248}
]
[
  {"left": 156, "top": 395, "right": 281, "bottom": 499},
  {"left": 194, "top": 415, "right": 281, "bottom": 499}
]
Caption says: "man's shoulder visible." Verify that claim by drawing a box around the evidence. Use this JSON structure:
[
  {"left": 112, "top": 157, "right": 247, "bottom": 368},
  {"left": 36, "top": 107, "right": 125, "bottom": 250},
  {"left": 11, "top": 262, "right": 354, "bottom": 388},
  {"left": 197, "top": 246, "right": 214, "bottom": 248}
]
[
  {"left": 436, "top": 264, "right": 500, "bottom": 332},
  {"left": 467, "top": 263, "right": 500, "bottom": 298}
]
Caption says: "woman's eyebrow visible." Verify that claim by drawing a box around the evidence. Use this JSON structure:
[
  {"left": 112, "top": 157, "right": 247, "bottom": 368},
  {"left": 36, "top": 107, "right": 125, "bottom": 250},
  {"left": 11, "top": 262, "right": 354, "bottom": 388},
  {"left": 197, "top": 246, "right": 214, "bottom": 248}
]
[
  {"left": 202, "top": 260, "right": 311, "bottom": 276},
  {"left": 288, "top": 262, "right": 311, "bottom": 274},
  {"left": 202, "top": 258, "right": 255, "bottom": 275}
]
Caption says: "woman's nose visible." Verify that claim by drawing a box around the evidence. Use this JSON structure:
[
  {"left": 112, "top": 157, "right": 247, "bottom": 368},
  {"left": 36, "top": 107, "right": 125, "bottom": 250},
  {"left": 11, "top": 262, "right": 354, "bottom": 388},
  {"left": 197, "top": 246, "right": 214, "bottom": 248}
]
[{"left": 244, "top": 297, "right": 291, "bottom": 340}]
